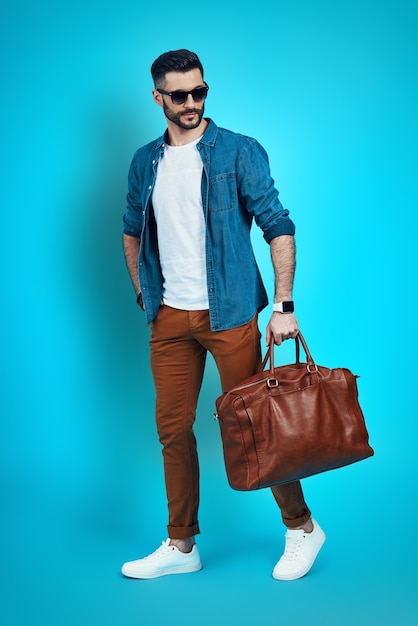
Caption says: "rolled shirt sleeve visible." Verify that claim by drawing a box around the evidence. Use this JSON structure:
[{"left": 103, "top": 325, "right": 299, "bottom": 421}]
[
  {"left": 236, "top": 137, "right": 295, "bottom": 243},
  {"left": 123, "top": 154, "right": 144, "bottom": 238}
]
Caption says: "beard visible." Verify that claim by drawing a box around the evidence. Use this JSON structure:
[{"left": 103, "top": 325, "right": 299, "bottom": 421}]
[{"left": 162, "top": 100, "right": 205, "bottom": 130}]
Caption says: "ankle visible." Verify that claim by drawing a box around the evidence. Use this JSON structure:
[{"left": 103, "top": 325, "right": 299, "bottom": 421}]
[
  {"left": 293, "top": 518, "right": 314, "bottom": 533},
  {"left": 169, "top": 537, "right": 195, "bottom": 553}
]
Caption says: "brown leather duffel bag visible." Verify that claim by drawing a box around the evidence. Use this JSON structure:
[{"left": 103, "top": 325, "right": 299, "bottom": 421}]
[{"left": 215, "top": 332, "right": 374, "bottom": 490}]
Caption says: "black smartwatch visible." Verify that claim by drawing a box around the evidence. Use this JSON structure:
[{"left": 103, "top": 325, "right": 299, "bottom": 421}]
[{"left": 272, "top": 301, "right": 294, "bottom": 313}]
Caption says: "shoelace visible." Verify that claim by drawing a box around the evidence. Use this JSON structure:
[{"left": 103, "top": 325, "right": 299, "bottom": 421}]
[
  {"left": 282, "top": 533, "right": 305, "bottom": 561},
  {"left": 143, "top": 540, "right": 175, "bottom": 561}
]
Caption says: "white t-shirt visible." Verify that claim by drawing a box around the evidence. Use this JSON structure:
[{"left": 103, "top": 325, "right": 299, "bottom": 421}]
[{"left": 152, "top": 138, "right": 209, "bottom": 310}]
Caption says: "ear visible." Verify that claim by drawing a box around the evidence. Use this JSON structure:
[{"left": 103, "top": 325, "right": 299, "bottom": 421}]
[{"left": 152, "top": 89, "right": 164, "bottom": 108}]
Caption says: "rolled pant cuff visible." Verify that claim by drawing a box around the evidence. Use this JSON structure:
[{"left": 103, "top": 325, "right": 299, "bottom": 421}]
[
  {"left": 168, "top": 523, "right": 200, "bottom": 540},
  {"left": 282, "top": 510, "right": 312, "bottom": 529}
]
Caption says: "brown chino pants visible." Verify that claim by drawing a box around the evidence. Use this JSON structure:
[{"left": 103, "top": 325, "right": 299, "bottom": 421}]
[{"left": 150, "top": 306, "right": 311, "bottom": 539}]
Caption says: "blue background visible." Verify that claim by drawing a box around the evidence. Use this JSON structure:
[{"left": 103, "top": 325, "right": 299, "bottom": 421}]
[{"left": 1, "top": 0, "right": 417, "bottom": 624}]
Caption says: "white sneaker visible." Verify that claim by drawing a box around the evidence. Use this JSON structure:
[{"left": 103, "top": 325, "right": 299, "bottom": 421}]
[
  {"left": 121, "top": 539, "right": 202, "bottom": 579},
  {"left": 272, "top": 519, "right": 326, "bottom": 581}
]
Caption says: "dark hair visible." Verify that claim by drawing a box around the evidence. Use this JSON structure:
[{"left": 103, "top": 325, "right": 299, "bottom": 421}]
[{"left": 150, "top": 49, "right": 204, "bottom": 87}]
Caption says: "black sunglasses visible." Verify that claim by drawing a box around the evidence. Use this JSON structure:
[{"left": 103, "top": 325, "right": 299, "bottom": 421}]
[{"left": 157, "top": 84, "right": 209, "bottom": 106}]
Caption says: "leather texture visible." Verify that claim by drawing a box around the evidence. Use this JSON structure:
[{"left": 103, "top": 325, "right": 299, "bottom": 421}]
[{"left": 215, "top": 332, "right": 374, "bottom": 491}]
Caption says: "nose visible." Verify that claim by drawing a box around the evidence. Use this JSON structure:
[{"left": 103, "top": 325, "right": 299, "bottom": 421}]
[{"left": 184, "top": 93, "right": 195, "bottom": 106}]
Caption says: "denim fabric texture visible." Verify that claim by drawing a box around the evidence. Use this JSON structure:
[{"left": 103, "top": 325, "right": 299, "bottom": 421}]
[{"left": 123, "top": 119, "right": 296, "bottom": 330}]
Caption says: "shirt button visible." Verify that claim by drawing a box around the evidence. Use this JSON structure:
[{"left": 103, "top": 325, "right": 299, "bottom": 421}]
[{"left": 148, "top": 185, "right": 152, "bottom": 190}]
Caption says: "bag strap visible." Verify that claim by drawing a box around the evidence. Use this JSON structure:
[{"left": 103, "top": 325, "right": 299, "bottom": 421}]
[{"left": 261, "top": 331, "right": 318, "bottom": 376}]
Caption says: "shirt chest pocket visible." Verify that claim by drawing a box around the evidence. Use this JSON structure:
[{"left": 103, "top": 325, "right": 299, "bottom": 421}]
[{"left": 208, "top": 172, "right": 236, "bottom": 212}]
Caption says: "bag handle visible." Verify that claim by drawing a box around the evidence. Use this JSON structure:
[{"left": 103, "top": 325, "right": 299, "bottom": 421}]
[{"left": 261, "top": 331, "right": 318, "bottom": 378}]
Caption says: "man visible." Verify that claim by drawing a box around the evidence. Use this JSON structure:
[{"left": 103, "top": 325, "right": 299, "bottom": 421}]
[{"left": 121, "top": 49, "right": 325, "bottom": 581}]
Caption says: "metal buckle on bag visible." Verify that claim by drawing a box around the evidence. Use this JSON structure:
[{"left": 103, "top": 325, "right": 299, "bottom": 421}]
[
  {"left": 306, "top": 363, "right": 318, "bottom": 374},
  {"left": 267, "top": 378, "right": 279, "bottom": 389}
]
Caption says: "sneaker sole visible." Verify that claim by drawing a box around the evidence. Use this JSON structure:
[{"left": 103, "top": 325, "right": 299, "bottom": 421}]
[
  {"left": 121, "top": 562, "right": 202, "bottom": 579},
  {"left": 272, "top": 532, "right": 326, "bottom": 581}
]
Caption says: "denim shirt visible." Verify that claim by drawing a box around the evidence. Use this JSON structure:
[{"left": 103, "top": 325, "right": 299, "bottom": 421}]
[{"left": 123, "top": 119, "right": 295, "bottom": 331}]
